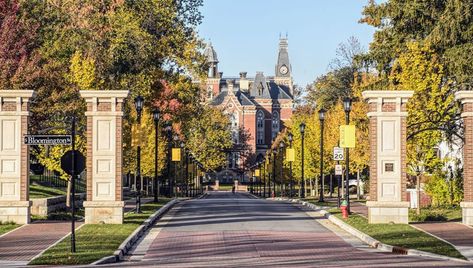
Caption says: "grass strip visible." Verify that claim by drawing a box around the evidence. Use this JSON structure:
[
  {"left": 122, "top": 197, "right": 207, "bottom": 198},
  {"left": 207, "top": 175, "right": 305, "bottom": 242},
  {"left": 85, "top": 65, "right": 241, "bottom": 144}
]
[
  {"left": 409, "top": 207, "right": 462, "bottom": 222},
  {"left": 0, "top": 223, "right": 21, "bottom": 236},
  {"left": 29, "top": 198, "right": 171, "bottom": 265},
  {"left": 29, "top": 184, "right": 66, "bottom": 199},
  {"left": 329, "top": 209, "right": 465, "bottom": 260}
]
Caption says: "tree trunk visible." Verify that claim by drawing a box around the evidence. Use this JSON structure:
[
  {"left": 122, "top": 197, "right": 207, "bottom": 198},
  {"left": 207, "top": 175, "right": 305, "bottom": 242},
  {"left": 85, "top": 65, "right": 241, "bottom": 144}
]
[
  {"left": 416, "top": 174, "right": 421, "bottom": 215},
  {"left": 357, "top": 170, "right": 360, "bottom": 200},
  {"left": 66, "top": 177, "right": 72, "bottom": 207}
]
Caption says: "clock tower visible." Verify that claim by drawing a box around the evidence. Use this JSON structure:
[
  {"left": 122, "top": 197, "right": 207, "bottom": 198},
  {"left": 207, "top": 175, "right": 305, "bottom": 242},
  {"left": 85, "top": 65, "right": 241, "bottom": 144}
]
[{"left": 274, "top": 36, "right": 293, "bottom": 94}]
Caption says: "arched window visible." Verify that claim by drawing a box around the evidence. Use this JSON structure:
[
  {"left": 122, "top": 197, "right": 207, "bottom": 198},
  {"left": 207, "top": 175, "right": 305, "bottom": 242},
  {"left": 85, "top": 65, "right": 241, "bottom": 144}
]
[
  {"left": 272, "top": 111, "right": 280, "bottom": 139},
  {"left": 256, "top": 110, "right": 265, "bottom": 144},
  {"left": 230, "top": 112, "right": 239, "bottom": 143}
]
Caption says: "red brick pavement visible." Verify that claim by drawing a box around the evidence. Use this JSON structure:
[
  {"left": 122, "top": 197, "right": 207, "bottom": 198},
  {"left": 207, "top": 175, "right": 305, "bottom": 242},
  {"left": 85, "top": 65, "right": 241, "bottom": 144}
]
[
  {"left": 139, "top": 230, "right": 470, "bottom": 267},
  {"left": 0, "top": 221, "right": 83, "bottom": 262},
  {"left": 412, "top": 222, "right": 473, "bottom": 247}
]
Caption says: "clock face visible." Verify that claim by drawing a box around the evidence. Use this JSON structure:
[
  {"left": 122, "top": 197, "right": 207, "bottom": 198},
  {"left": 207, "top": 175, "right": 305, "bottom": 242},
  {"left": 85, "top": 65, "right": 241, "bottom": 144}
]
[{"left": 279, "top": 65, "right": 288, "bottom": 75}]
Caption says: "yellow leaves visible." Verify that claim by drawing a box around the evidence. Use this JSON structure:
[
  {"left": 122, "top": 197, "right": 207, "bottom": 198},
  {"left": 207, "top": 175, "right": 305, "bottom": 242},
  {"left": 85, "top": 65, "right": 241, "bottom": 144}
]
[{"left": 68, "top": 51, "right": 98, "bottom": 91}]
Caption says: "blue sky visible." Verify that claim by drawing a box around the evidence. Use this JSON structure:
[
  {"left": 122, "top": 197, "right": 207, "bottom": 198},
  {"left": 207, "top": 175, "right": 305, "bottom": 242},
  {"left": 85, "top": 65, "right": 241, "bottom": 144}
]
[{"left": 197, "top": 0, "right": 376, "bottom": 87}]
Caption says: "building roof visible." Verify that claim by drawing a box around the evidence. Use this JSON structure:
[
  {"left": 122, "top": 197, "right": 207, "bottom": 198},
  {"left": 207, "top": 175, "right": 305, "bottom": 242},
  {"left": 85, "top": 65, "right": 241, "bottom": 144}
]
[{"left": 204, "top": 42, "right": 218, "bottom": 63}]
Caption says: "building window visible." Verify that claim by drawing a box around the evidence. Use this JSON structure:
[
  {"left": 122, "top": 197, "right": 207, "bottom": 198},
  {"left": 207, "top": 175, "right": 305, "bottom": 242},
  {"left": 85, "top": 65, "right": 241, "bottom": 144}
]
[
  {"left": 256, "top": 110, "right": 264, "bottom": 144},
  {"left": 272, "top": 111, "right": 280, "bottom": 139},
  {"left": 230, "top": 112, "right": 239, "bottom": 143}
]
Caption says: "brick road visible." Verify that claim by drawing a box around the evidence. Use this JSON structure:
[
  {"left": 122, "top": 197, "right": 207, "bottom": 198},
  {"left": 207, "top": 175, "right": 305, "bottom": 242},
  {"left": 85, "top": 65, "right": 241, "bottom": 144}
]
[{"left": 115, "top": 192, "right": 471, "bottom": 267}]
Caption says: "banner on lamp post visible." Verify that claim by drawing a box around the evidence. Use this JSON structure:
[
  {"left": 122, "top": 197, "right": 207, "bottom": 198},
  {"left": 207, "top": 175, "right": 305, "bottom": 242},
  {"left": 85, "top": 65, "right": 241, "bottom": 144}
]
[
  {"left": 286, "top": 148, "right": 295, "bottom": 162},
  {"left": 172, "top": 148, "right": 181, "bottom": 161},
  {"left": 340, "top": 125, "right": 356, "bottom": 148}
]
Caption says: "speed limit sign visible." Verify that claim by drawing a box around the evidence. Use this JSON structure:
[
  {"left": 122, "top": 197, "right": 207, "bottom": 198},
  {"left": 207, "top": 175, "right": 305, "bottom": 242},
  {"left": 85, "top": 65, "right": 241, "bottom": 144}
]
[{"left": 333, "top": 147, "right": 344, "bottom": 161}]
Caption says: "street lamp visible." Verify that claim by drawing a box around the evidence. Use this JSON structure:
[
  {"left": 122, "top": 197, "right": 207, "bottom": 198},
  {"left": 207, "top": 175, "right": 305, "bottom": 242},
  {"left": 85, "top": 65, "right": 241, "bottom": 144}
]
[
  {"left": 165, "top": 124, "right": 172, "bottom": 197},
  {"left": 300, "top": 122, "right": 306, "bottom": 198},
  {"left": 343, "top": 97, "right": 352, "bottom": 212},
  {"left": 319, "top": 108, "right": 326, "bottom": 203},
  {"left": 263, "top": 156, "right": 267, "bottom": 197},
  {"left": 272, "top": 147, "right": 277, "bottom": 198},
  {"left": 134, "top": 95, "right": 144, "bottom": 213},
  {"left": 279, "top": 142, "right": 285, "bottom": 197},
  {"left": 288, "top": 133, "right": 293, "bottom": 198},
  {"left": 152, "top": 109, "right": 160, "bottom": 202}
]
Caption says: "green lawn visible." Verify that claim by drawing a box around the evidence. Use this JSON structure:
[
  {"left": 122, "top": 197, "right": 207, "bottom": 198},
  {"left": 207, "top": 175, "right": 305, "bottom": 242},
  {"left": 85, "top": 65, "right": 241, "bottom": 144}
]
[
  {"left": 0, "top": 222, "right": 20, "bottom": 236},
  {"left": 29, "top": 184, "right": 66, "bottom": 199},
  {"left": 29, "top": 198, "right": 172, "bottom": 265},
  {"left": 329, "top": 209, "right": 465, "bottom": 259},
  {"left": 409, "top": 206, "right": 462, "bottom": 222}
]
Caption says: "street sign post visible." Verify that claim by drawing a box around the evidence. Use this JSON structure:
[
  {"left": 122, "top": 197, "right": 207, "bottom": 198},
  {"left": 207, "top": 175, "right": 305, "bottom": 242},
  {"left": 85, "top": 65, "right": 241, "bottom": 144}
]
[
  {"left": 333, "top": 147, "right": 344, "bottom": 161},
  {"left": 335, "top": 164, "right": 343, "bottom": 176},
  {"left": 24, "top": 135, "right": 72, "bottom": 145}
]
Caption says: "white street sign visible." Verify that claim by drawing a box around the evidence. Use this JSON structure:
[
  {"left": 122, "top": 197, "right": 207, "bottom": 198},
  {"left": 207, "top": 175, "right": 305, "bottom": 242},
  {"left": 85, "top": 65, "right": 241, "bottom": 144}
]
[
  {"left": 335, "top": 164, "right": 343, "bottom": 175},
  {"left": 333, "top": 147, "right": 344, "bottom": 161}
]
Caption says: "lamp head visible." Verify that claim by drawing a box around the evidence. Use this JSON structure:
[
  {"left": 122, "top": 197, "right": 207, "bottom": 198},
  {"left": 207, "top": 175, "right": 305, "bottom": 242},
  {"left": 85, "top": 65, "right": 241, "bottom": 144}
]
[
  {"left": 343, "top": 97, "right": 352, "bottom": 113},
  {"left": 318, "top": 108, "right": 326, "bottom": 121},
  {"left": 152, "top": 108, "right": 160, "bottom": 123},
  {"left": 288, "top": 132, "right": 293, "bottom": 142},
  {"left": 299, "top": 122, "right": 306, "bottom": 134},
  {"left": 134, "top": 95, "right": 144, "bottom": 117}
]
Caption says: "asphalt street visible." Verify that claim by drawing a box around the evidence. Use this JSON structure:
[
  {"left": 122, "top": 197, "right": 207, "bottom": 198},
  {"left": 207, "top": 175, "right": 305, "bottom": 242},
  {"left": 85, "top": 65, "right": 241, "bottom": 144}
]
[{"left": 114, "top": 191, "right": 471, "bottom": 267}]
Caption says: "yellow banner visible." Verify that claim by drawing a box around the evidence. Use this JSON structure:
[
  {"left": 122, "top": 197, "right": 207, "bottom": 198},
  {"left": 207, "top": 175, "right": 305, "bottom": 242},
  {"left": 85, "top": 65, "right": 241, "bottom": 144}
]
[
  {"left": 340, "top": 125, "right": 356, "bottom": 148},
  {"left": 172, "top": 148, "right": 181, "bottom": 161},
  {"left": 254, "top": 169, "right": 260, "bottom": 177},
  {"left": 286, "top": 148, "right": 295, "bottom": 162}
]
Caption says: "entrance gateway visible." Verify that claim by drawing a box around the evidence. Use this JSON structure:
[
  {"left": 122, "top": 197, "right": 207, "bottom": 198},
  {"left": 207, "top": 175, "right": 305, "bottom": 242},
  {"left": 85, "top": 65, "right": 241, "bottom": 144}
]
[{"left": 0, "top": 90, "right": 128, "bottom": 224}]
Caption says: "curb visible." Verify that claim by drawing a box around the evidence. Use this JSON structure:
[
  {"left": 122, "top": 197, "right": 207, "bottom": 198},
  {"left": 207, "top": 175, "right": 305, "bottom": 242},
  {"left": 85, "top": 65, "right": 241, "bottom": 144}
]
[
  {"left": 197, "top": 192, "right": 208, "bottom": 199},
  {"left": 276, "top": 198, "right": 470, "bottom": 263},
  {"left": 91, "top": 199, "right": 180, "bottom": 265}
]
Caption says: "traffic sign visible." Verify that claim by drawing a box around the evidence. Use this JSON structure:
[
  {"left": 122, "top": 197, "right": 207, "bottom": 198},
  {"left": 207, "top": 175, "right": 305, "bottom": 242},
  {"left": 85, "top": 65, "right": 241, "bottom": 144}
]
[
  {"left": 24, "top": 135, "right": 72, "bottom": 145},
  {"left": 335, "top": 164, "right": 343, "bottom": 176},
  {"left": 61, "top": 150, "right": 85, "bottom": 176},
  {"left": 333, "top": 147, "right": 344, "bottom": 161}
]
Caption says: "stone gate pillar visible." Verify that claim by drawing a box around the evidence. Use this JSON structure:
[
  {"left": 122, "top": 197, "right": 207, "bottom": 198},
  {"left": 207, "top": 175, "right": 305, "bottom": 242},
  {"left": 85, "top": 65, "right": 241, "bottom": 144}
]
[
  {"left": 455, "top": 91, "right": 473, "bottom": 225},
  {"left": 362, "top": 91, "right": 414, "bottom": 224},
  {"left": 80, "top": 90, "right": 129, "bottom": 224},
  {"left": 0, "top": 90, "right": 35, "bottom": 224}
]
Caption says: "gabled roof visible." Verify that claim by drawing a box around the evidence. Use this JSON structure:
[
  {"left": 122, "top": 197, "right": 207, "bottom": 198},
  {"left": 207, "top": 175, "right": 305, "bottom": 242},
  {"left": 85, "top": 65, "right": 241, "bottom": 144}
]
[{"left": 210, "top": 90, "right": 255, "bottom": 107}]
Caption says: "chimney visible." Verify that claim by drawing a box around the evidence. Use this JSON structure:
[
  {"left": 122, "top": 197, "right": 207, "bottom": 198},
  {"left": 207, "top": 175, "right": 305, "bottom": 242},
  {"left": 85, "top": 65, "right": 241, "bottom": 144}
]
[
  {"left": 239, "top": 72, "right": 249, "bottom": 91},
  {"left": 218, "top": 72, "right": 223, "bottom": 78},
  {"left": 226, "top": 79, "right": 234, "bottom": 95}
]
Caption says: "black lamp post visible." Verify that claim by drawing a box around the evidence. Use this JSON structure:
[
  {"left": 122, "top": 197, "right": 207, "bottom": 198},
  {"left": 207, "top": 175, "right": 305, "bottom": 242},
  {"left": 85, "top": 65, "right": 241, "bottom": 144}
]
[
  {"left": 272, "top": 147, "right": 277, "bottom": 198},
  {"left": 165, "top": 124, "right": 172, "bottom": 197},
  {"left": 343, "top": 97, "right": 352, "bottom": 213},
  {"left": 152, "top": 109, "right": 160, "bottom": 202},
  {"left": 300, "top": 122, "right": 306, "bottom": 198},
  {"left": 185, "top": 148, "right": 189, "bottom": 197},
  {"left": 134, "top": 95, "right": 144, "bottom": 213},
  {"left": 318, "top": 108, "right": 326, "bottom": 202},
  {"left": 263, "top": 157, "right": 267, "bottom": 197},
  {"left": 279, "top": 142, "right": 285, "bottom": 197},
  {"left": 173, "top": 134, "right": 179, "bottom": 197},
  {"left": 288, "top": 133, "right": 293, "bottom": 198}
]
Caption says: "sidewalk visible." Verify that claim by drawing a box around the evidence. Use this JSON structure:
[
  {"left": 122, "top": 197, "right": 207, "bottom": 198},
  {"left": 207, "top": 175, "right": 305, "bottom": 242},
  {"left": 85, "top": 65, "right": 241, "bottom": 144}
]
[
  {"left": 0, "top": 221, "right": 83, "bottom": 266},
  {"left": 344, "top": 200, "right": 473, "bottom": 261},
  {"left": 0, "top": 197, "right": 149, "bottom": 266}
]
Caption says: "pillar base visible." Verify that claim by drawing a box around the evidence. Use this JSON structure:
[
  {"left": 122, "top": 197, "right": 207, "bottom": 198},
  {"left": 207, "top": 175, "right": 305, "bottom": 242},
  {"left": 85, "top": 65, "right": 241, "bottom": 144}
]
[
  {"left": 367, "top": 201, "right": 409, "bottom": 224},
  {"left": 460, "top": 202, "right": 473, "bottom": 226},
  {"left": 0, "top": 201, "right": 31, "bottom": 224},
  {"left": 84, "top": 201, "right": 124, "bottom": 224}
]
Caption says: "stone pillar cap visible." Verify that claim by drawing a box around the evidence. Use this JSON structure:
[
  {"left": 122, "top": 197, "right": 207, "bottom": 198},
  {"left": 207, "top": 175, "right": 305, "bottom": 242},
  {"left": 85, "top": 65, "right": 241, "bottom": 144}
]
[
  {"left": 455, "top": 91, "right": 473, "bottom": 103},
  {"left": 0, "top": 90, "right": 35, "bottom": 99},
  {"left": 80, "top": 90, "right": 129, "bottom": 99},
  {"left": 362, "top": 90, "right": 414, "bottom": 101}
]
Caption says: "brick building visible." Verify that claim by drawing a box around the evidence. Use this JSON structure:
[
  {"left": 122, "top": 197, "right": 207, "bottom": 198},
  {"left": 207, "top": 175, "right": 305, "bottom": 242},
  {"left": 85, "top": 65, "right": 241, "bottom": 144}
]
[{"left": 203, "top": 38, "right": 294, "bottom": 183}]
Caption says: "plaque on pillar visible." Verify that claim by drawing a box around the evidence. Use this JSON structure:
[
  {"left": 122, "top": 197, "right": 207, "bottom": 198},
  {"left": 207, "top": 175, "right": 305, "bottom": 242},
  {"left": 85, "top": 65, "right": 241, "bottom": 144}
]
[{"left": 362, "top": 90, "right": 413, "bottom": 224}]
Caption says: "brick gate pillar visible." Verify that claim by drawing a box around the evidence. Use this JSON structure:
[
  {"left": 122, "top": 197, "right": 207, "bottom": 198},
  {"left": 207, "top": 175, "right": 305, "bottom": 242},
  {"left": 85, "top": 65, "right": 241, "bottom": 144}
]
[
  {"left": 0, "top": 90, "right": 35, "bottom": 224},
  {"left": 455, "top": 91, "right": 473, "bottom": 225},
  {"left": 362, "top": 91, "right": 413, "bottom": 224},
  {"left": 80, "top": 90, "right": 129, "bottom": 224}
]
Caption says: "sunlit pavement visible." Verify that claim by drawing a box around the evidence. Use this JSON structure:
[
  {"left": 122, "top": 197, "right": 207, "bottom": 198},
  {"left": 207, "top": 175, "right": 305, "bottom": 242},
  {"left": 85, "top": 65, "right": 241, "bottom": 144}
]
[{"left": 112, "top": 191, "right": 470, "bottom": 267}]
